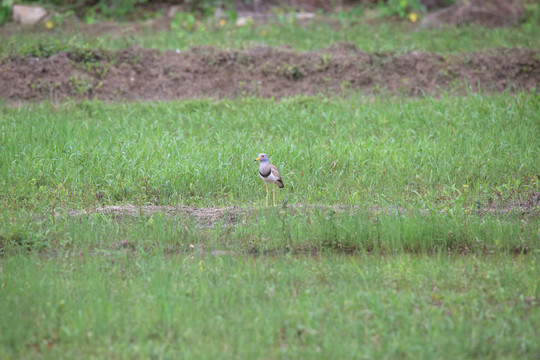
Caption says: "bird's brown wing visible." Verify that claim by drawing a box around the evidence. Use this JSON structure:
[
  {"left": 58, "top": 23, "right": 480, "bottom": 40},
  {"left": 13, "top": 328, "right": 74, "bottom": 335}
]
[{"left": 270, "top": 164, "right": 284, "bottom": 188}]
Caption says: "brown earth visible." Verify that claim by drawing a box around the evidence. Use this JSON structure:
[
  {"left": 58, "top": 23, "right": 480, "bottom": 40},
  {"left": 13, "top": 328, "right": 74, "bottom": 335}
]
[
  {"left": 1, "top": 44, "right": 539, "bottom": 102},
  {"left": 67, "top": 191, "right": 540, "bottom": 228}
]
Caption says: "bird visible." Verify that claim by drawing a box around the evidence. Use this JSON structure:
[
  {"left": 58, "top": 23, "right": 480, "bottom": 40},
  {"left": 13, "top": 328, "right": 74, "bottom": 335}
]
[{"left": 254, "top": 153, "right": 284, "bottom": 207}]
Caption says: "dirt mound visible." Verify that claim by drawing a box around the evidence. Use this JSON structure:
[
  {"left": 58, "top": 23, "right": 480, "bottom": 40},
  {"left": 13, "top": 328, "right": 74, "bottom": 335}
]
[
  {"left": 68, "top": 204, "right": 250, "bottom": 227},
  {"left": 65, "top": 197, "right": 539, "bottom": 229},
  {"left": 1, "top": 44, "right": 539, "bottom": 102}
]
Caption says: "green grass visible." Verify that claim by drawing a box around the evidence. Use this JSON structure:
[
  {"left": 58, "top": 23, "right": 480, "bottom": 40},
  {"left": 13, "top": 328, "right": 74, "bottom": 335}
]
[
  {"left": 1, "top": 93, "right": 538, "bottom": 256},
  {"left": 2, "top": 18, "right": 540, "bottom": 58},
  {"left": 1, "top": 14, "right": 539, "bottom": 359},
  {"left": 1, "top": 94, "right": 538, "bottom": 211},
  {"left": 1, "top": 208, "right": 538, "bottom": 256},
  {"left": 1, "top": 93, "right": 539, "bottom": 360},
  {"left": 1, "top": 94, "right": 537, "bottom": 359},
  {"left": 1, "top": 253, "right": 538, "bottom": 359},
  {"left": 144, "top": 19, "right": 540, "bottom": 53}
]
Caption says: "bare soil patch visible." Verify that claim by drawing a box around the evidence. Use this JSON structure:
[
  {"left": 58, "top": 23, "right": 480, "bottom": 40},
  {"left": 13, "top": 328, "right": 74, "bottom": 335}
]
[
  {"left": 67, "top": 193, "right": 540, "bottom": 228},
  {"left": 1, "top": 44, "right": 538, "bottom": 102},
  {"left": 69, "top": 204, "right": 250, "bottom": 227}
]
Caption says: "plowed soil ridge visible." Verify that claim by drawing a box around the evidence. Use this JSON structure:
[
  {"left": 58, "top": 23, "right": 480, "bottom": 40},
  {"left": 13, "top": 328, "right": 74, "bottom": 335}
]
[{"left": 1, "top": 44, "right": 539, "bottom": 101}]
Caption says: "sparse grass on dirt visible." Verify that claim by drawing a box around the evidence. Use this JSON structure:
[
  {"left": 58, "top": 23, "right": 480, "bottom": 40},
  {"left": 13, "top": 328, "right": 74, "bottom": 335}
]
[
  {"left": 2, "top": 45, "right": 539, "bottom": 102},
  {"left": 2, "top": 16, "right": 540, "bottom": 102}
]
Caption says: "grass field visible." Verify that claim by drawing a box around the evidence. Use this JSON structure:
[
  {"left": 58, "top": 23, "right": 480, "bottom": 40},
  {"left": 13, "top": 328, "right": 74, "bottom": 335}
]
[
  {"left": 139, "top": 19, "right": 540, "bottom": 53},
  {"left": 1, "top": 254, "right": 538, "bottom": 359},
  {"left": 1, "top": 11, "right": 540, "bottom": 360},
  {"left": 1, "top": 93, "right": 539, "bottom": 358},
  {"left": 2, "top": 94, "right": 539, "bottom": 210},
  {"left": 2, "top": 17, "right": 540, "bottom": 58}
]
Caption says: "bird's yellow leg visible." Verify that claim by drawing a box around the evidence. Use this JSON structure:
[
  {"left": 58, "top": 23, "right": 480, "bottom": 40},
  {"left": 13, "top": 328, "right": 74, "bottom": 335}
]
[
  {"left": 273, "top": 183, "right": 276, "bottom": 206},
  {"left": 265, "top": 183, "right": 269, "bottom": 207}
]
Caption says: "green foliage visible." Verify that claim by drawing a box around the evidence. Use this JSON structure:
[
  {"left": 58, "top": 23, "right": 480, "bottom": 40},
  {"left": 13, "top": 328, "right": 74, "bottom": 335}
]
[
  {"left": 67, "top": 75, "right": 97, "bottom": 96},
  {"left": 377, "top": 0, "right": 425, "bottom": 18},
  {"left": 183, "top": 0, "right": 223, "bottom": 15},
  {"left": 522, "top": 1, "right": 540, "bottom": 29},
  {"left": 171, "top": 11, "right": 197, "bottom": 32},
  {"left": 0, "top": 0, "right": 11, "bottom": 25},
  {"left": 23, "top": 40, "right": 69, "bottom": 58},
  {"left": 95, "top": 0, "right": 147, "bottom": 19},
  {"left": 29, "top": 0, "right": 148, "bottom": 20},
  {"left": 31, "top": 0, "right": 222, "bottom": 19},
  {"left": 3, "top": 36, "right": 107, "bottom": 64},
  {"left": 336, "top": 6, "right": 364, "bottom": 20}
]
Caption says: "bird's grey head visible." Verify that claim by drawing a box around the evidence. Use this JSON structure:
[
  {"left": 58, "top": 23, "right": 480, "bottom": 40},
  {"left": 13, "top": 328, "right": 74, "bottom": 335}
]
[{"left": 255, "top": 153, "right": 269, "bottom": 162}]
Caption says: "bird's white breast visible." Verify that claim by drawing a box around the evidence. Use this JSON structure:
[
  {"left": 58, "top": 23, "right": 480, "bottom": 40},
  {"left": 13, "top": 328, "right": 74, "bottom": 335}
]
[{"left": 260, "top": 172, "right": 280, "bottom": 184}]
